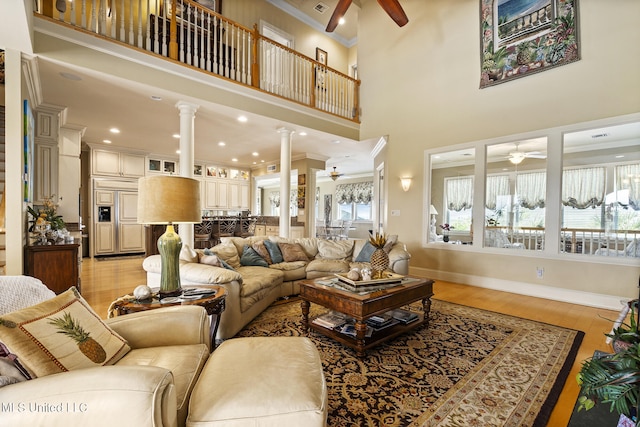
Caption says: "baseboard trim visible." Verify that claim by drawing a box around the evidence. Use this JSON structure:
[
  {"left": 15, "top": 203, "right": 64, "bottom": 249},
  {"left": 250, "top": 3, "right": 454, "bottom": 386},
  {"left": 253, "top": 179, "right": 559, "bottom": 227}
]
[{"left": 411, "top": 267, "right": 628, "bottom": 312}]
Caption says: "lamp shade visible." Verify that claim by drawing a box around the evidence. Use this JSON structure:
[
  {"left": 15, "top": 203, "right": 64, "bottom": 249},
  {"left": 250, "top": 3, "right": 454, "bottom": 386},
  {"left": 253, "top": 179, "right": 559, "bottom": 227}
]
[
  {"left": 430, "top": 204, "right": 438, "bottom": 215},
  {"left": 137, "top": 176, "right": 201, "bottom": 224}
]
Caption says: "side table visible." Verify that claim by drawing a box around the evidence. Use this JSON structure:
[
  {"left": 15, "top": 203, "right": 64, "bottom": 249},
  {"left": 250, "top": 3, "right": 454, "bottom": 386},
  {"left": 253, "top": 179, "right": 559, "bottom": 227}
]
[{"left": 111, "top": 286, "right": 226, "bottom": 351}]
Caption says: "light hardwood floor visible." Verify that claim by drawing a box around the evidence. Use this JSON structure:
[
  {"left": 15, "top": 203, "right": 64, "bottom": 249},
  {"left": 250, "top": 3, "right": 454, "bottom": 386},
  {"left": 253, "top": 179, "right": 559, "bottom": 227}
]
[{"left": 81, "top": 256, "right": 620, "bottom": 427}]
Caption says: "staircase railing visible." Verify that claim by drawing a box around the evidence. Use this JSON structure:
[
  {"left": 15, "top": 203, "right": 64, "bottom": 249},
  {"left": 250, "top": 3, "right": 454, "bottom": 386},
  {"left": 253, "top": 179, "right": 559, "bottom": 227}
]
[{"left": 36, "top": 0, "right": 360, "bottom": 122}]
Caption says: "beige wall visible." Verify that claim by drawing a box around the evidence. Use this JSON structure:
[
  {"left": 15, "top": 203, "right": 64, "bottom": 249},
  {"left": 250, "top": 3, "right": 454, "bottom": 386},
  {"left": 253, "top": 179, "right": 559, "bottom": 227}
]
[
  {"left": 357, "top": 0, "right": 640, "bottom": 303},
  {"left": 224, "top": 0, "right": 352, "bottom": 75}
]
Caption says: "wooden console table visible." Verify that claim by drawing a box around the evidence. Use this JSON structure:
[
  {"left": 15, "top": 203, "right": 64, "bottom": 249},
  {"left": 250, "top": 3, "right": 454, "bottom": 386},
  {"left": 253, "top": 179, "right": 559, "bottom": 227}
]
[{"left": 24, "top": 243, "right": 81, "bottom": 294}]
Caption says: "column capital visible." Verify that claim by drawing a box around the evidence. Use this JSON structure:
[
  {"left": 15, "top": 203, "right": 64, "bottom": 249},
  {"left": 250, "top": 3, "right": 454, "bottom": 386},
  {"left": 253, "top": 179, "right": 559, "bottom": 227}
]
[
  {"left": 175, "top": 101, "right": 199, "bottom": 115},
  {"left": 277, "top": 127, "right": 295, "bottom": 136}
]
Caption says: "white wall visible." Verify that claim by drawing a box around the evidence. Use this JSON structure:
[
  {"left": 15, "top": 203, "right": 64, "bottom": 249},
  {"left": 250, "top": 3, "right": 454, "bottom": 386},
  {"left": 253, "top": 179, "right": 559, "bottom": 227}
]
[{"left": 357, "top": 0, "right": 640, "bottom": 304}]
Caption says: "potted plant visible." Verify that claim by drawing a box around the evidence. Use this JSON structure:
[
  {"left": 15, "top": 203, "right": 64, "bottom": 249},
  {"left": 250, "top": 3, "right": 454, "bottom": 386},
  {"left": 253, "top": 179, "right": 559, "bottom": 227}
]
[
  {"left": 576, "top": 302, "right": 639, "bottom": 426},
  {"left": 439, "top": 224, "right": 453, "bottom": 242}
]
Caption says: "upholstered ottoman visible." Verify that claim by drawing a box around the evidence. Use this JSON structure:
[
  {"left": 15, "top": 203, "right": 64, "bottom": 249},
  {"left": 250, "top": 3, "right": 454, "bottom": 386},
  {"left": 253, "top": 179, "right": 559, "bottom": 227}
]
[{"left": 186, "top": 336, "right": 327, "bottom": 427}]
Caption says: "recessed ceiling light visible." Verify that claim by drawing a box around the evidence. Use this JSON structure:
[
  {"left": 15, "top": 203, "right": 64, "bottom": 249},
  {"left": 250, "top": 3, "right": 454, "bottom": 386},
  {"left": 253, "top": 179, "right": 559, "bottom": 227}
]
[
  {"left": 261, "top": 160, "right": 265, "bottom": 163},
  {"left": 615, "top": 155, "right": 625, "bottom": 158},
  {"left": 60, "top": 72, "right": 82, "bottom": 81},
  {"left": 231, "top": 158, "right": 238, "bottom": 162},
  {"left": 150, "top": 95, "right": 162, "bottom": 101},
  {"left": 218, "top": 141, "right": 226, "bottom": 146},
  {"left": 299, "top": 131, "right": 307, "bottom": 136},
  {"left": 172, "top": 133, "right": 180, "bottom": 138},
  {"left": 332, "top": 140, "right": 341, "bottom": 144},
  {"left": 252, "top": 152, "right": 259, "bottom": 156},
  {"left": 237, "top": 115, "right": 248, "bottom": 122},
  {"left": 253, "top": 161, "right": 257, "bottom": 165},
  {"left": 103, "top": 139, "right": 112, "bottom": 144},
  {"left": 338, "top": 17, "right": 345, "bottom": 25},
  {"left": 176, "top": 150, "right": 181, "bottom": 154},
  {"left": 110, "top": 128, "right": 120, "bottom": 134}
]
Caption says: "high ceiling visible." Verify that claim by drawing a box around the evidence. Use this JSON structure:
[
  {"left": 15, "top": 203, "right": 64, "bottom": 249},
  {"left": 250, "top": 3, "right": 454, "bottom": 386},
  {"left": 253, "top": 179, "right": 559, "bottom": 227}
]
[{"left": 29, "top": 0, "right": 371, "bottom": 181}]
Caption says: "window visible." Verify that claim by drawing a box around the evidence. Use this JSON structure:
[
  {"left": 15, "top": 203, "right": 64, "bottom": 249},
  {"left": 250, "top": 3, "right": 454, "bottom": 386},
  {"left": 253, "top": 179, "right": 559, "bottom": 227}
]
[
  {"left": 426, "top": 116, "right": 640, "bottom": 260},
  {"left": 562, "top": 123, "right": 640, "bottom": 256},
  {"left": 336, "top": 182, "right": 373, "bottom": 221}
]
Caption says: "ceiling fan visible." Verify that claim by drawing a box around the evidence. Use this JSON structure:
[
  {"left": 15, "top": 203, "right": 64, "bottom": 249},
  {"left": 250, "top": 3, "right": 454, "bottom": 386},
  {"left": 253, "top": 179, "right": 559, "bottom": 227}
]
[
  {"left": 329, "top": 166, "right": 344, "bottom": 181},
  {"left": 507, "top": 144, "right": 546, "bottom": 165},
  {"left": 326, "top": 0, "right": 409, "bottom": 32}
]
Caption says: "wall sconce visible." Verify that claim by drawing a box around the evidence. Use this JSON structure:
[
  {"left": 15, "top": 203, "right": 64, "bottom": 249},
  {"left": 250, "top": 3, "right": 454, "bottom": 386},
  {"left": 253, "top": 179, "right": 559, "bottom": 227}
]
[{"left": 400, "top": 177, "right": 412, "bottom": 192}]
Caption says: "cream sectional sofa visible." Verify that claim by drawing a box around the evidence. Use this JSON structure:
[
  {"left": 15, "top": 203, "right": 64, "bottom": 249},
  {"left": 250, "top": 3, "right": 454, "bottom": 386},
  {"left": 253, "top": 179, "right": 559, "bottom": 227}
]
[{"left": 143, "top": 235, "right": 411, "bottom": 340}]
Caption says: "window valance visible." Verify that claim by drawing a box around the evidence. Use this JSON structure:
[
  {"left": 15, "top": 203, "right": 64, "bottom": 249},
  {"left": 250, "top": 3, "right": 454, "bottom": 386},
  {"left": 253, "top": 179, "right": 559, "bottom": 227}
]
[
  {"left": 485, "top": 175, "right": 509, "bottom": 210},
  {"left": 562, "top": 167, "right": 605, "bottom": 209},
  {"left": 268, "top": 190, "right": 297, "bottom": 207},
  {"left": 517, "top": 172, "right": 546, "bottom": 209},
  {"left": 615, "top": 163, "right": 640, "bottom": 210},
  {"left": 446, "top": 177, "right": 474, "bottom": 212},
  {"left": 335, "top": 182, "right": 373, "bottom": 204}
]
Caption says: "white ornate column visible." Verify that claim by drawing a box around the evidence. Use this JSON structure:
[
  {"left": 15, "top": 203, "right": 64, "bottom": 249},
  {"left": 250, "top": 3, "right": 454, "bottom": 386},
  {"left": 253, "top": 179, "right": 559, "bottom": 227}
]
[
  {"left": 176, "top": 101, "right": 199, "bottom": 247},
  {"left": 277, "top": 127, "right": 294, "bottom": 238}
]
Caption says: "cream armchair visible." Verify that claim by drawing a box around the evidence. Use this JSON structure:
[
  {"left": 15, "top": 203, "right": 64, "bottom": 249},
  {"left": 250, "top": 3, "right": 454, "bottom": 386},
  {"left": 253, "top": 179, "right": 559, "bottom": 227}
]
[{"left": 0, "top": 276, "right": 210, "bottom": 427}]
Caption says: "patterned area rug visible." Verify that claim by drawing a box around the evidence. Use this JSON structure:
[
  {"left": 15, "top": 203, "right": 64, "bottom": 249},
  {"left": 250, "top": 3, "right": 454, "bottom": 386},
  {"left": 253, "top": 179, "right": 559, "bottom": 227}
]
[{"left": 236, "top": 299, "right": 584, "bottom": 427}]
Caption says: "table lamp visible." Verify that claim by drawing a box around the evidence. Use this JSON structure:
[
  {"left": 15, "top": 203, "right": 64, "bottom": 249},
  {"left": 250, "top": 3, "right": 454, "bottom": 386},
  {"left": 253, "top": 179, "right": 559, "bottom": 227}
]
[{"left": 138, "top": 176, "right": 201, "bottom": 298}]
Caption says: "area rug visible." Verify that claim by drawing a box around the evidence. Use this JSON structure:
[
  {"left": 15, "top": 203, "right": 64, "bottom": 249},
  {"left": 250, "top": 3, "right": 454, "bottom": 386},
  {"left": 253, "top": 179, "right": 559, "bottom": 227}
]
[{"left": 235, "top": 299, "right": 584, "bottom": 427}]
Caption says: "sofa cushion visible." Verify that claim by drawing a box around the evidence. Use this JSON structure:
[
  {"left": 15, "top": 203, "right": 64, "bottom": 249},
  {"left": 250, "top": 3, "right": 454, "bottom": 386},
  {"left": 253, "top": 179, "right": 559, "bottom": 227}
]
[
  {"left": 252, "top": 241, "right": 273, "bottom": 264},
  {"left": 316, "top": 239, "right": 354, "bottom": 260},
  {"left": 306, "top": 259, "right": 351, "bottom": 277},
  {"left": 0, "top": 287, "right": 130, "bottom": 379},
  {"left": 222, "top": 236, "right": 269, "bottom": 256},
  {"left": 209, "top": 243, "right": 241, "bottom": 269},
  {"left": 240, "top": 245, "right": 269, "bottom": 267},
  {"left": 180, "top": 244, "right": 199, "bottom": 263},
  {"left": 235, "top": 267, "right": 283, "bottom": 300},
  {"left": 354, "top": 241, "right": 376, "bottom": 262},
  {"left": 278, "top": 243, "right": 309, "bottom": 262},
  {"left": 264, "top": 240, "right": 284, "bottom": 263},
  {"left": 269, "top": 261, "right": 308, "bottom": 282},
  {"left": 116, "top": 343, "right": 209, "bottom": 422}
]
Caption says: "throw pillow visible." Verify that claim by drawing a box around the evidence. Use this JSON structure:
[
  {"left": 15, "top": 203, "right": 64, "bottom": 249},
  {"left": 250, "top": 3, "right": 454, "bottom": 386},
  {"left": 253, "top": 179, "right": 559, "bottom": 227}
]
[
  {"left": 240, "top": 245, "right": 269, "bottom": 267},
  {"left": 0, "top": 287, "right": 130, "bottom": 379},
  {"left": 209, "top": 243, "right": 241, "bottom": 269},
  {"left": 203, "top": 249, "right": 235, "bottom": 270},
  {"left": 317, "top": 239, "right": 354, "bottom": 260},
  {"left": 252, "top": 241, "right": 273, "bottom": 264},
  {"left": 179, "top": 244, "right": 199, "bottom": 263},
  {"left": 278, "top": 243, "right": 309, "bottom": 262},
  {"left": 355, "top": 241, "right": 377, "bottom": 262},
  {"left": 383, "top": 234, "right": 398, "bottom": 253},
  {"left": 264, "top": 239, "right": 284, "bottom": 263}
]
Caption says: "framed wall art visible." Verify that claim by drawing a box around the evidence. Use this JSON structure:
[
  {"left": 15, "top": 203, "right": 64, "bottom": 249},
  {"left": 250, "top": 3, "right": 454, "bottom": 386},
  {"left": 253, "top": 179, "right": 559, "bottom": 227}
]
[
  {"left": 480, "top": 0, "right": 579, "bottom": 88},
  {"left": 316, "top": 48, "right": 327, "bottom": 66}
]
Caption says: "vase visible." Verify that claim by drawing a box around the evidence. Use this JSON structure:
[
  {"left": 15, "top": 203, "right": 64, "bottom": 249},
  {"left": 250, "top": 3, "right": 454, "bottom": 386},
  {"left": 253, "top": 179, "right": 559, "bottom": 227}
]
[
  {"left": 370, "top": 248, "right": 389, "bottom": 279},
  {"left": 443, "top": 234, "right": 449, "bottom": 243}
]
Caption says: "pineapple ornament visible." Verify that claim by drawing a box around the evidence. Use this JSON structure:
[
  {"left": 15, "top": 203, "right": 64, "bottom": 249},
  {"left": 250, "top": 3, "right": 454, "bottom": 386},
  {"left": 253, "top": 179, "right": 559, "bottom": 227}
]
[{"left": 369, "top": 232, "right": 390, "bottom": 279}]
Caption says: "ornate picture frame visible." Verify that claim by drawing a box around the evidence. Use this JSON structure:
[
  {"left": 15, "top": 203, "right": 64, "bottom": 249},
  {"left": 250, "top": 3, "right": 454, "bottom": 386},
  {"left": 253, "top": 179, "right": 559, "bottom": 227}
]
[
  {"left": 480, "top": 0, "right": 579, "bottom": 88},
  {"left": 316, "top": 48, "right": 327, "bottom": 66}
]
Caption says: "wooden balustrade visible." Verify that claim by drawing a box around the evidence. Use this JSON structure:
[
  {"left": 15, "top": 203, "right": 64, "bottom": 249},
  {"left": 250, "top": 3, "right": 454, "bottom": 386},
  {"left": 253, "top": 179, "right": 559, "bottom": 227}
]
[{"left": 36, "top": 0, "right": 360, "bottom": 122}]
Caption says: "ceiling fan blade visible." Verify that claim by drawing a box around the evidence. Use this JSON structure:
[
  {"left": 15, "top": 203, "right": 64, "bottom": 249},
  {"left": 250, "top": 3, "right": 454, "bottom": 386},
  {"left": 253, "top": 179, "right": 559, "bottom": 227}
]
[
  {"left": 377, "top": 0, "right": 409, "bottom": 27},
  {"left": 326, "top": 0, "right": 353, "bottom": 32}
]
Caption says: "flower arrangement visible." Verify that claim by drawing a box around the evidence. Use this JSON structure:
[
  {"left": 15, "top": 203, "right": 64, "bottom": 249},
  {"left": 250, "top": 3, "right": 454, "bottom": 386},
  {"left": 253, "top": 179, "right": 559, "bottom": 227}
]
[
  {"left": 27, "top": 196, "right": 66, "bottom": 232},
  {"left": 439, "top": 224, "right": 454, "bottom": 232}
]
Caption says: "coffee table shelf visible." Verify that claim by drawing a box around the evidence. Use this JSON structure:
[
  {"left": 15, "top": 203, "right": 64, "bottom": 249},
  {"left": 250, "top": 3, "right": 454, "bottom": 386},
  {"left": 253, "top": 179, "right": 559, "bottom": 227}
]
[{"left": 300, "top": 276, "right": 434, "bottom": 357}]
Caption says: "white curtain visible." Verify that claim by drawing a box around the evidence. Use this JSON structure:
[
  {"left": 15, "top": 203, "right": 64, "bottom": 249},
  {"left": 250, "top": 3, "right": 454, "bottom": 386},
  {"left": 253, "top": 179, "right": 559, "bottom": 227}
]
[
  {"left": 562, "top": 167, "right": 605, "bottom": 209},
  {"left": 517, "top": 172, "right": 546, "bottom": 209},
  {"left": 615, "top": 163, "right": 640, "bottom": 210},
  {"left": 485, "top": 175, "right": 509, "bottom": 210},
  {"left": 446, "top": 177, "right": 473, "bottom": 211}
]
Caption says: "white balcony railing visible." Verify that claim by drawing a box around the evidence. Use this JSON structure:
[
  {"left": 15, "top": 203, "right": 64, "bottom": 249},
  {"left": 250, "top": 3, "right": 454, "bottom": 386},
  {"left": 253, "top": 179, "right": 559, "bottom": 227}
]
[{"left": 36, "top": 0, "right": 360, "bottom": 122}]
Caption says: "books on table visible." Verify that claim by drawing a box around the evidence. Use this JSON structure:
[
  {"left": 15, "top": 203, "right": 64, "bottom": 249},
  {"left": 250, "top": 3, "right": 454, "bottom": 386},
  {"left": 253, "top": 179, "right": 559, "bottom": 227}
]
[
  {"left": 390, "top": 308, "right": 419, "bottom": 324},
  {"left": 312, "top": 311, "right": 348, "bottom": 329}
]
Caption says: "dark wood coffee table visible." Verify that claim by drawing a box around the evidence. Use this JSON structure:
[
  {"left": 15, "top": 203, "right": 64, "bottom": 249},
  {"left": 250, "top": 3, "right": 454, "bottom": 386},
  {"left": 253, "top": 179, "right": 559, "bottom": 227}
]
[{"left": 300, "top": 276, "right": 434, "bottom": 356}]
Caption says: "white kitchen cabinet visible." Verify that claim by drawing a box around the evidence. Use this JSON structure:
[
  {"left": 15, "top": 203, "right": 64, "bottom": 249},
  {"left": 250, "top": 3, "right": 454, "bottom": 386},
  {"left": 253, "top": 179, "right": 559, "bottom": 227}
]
[
  {"left": 34, "top": 141, "right": 59, "bottom": 204},
  {"left": 204, "top": 180, "right": 230, "bottom": 209},
  {"left": 229, "top": 182, "right": 250, "bottom": 209},
  {"left": 92, "top": 149, "right": 145, "bottom": 178}
]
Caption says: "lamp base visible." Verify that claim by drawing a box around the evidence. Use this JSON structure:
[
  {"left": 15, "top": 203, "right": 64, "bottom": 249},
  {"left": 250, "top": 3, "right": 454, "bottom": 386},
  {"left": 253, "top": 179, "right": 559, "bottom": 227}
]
[{"left": 158, "top": 224, "right": 183, "bottom": 298}]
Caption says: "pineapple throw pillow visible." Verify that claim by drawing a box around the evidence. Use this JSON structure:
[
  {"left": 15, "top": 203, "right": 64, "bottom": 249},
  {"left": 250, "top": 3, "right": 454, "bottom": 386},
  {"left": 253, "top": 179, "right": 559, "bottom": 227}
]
[{"left": 0, "top": 287, "right": 130, "bottom": 378}]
